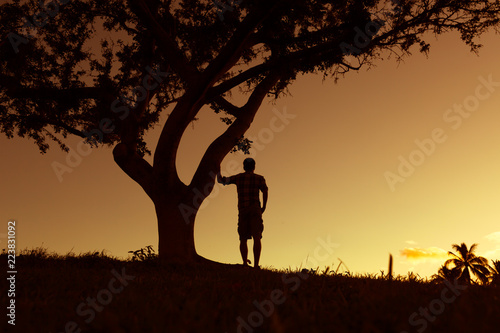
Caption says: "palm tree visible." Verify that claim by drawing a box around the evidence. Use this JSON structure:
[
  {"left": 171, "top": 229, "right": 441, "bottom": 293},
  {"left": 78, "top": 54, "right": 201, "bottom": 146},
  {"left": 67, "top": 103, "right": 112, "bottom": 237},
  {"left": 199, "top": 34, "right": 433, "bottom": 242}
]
[
  {"left": 445, "top": 243, "right": 490, "bottom": 285},
  {"left": 489, "top": 260, "right": 500, "bottom": 286},
  {"left": 432, "top": 264, "right": 460, "bottom": 284}
]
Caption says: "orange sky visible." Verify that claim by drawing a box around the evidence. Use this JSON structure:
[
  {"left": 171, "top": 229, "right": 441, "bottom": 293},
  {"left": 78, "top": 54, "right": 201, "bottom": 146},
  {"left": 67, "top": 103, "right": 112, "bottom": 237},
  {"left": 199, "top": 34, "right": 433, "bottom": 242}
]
[{"left": 1, "top": 30, "right": 500, "bottom": 278}]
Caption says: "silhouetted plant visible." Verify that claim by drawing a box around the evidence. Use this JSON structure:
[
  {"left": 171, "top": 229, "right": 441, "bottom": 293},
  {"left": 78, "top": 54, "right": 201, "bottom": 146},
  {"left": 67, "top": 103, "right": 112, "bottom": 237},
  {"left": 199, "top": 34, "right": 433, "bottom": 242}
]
[
  {"left": 406, "top": 272, "right": 423, "bottom": 283},
  {"left": 128, "top": 245, "right": 157, "bottom": 262},
  {"left": 388, "top": 254, "right": 393, "bottom": 281},
  {"left": 432, "top": 264, "right": 460, "bottom": 284},
  {"left": 489, "top": 260, "right": 500, "bottom": 286},
  {"left": 18, "top": 246, "right": 51, "bottom": 259},
  {"left": 335, "top": 258, "right": 350, "bottom": 275},
  {"left": 445, "top": 243, "right": 490, "bottom": 285}
]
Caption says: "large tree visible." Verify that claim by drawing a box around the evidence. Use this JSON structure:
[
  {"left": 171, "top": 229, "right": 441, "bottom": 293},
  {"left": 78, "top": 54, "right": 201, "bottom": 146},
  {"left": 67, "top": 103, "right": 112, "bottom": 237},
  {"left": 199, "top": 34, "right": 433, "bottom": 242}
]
[{"left": 1, "top": 0, "right": 500, "bottom": 263}]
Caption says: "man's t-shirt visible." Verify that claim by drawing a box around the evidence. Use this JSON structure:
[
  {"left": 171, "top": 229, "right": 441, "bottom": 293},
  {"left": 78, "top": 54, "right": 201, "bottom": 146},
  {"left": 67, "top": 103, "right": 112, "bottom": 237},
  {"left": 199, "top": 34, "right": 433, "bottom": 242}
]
[{"left": 224, "top": 172, "right": 267, "bottom": 210}]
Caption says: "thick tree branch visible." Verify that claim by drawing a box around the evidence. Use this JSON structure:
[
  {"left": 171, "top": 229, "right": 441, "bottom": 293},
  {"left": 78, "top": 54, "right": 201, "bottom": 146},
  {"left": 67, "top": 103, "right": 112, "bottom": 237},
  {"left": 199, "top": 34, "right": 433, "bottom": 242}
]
[
  {"left": 189, "top": 71, "right": 282, "bottom": 192},
  {"left": 211, "top": 95, "right": 242, "bottom": 118},
  {"left": 152, "top": 88, "right": 204, "bottom": 188},
  {"left": 205, "top": 41, "right": 340, "bottom": 101},
  {"left": 113, "top": 143, "right": 155, "bottom": 198},
  {"left": 205, "top": 32, "right": 360, "bottom": 100},
  {"left": 206, "top": 62, "right": 272, "bottom": 99},
  {"left": 48, "top": 121, "right": 87, "bottom": 139}
]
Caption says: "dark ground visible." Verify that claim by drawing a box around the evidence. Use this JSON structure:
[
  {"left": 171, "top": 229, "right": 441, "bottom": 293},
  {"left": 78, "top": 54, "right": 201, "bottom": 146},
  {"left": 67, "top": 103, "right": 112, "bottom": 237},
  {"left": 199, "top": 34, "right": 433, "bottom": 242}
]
[{"left": 1, "top": 250, "right": 500, "bottom": 333}]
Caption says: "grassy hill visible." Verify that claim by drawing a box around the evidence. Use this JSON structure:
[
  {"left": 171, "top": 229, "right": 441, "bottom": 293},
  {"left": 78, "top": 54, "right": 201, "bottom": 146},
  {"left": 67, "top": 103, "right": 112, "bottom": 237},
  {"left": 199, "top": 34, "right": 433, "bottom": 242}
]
[{"left": 1, "top": 248, "right": 499, "bottom": 333}]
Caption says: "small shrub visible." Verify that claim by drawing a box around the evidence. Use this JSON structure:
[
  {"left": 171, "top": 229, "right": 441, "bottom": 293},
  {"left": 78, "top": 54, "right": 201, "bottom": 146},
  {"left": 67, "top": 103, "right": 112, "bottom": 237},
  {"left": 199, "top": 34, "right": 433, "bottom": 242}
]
[{"left": 128, "top": 245, "right": 157, "bottom": 262}]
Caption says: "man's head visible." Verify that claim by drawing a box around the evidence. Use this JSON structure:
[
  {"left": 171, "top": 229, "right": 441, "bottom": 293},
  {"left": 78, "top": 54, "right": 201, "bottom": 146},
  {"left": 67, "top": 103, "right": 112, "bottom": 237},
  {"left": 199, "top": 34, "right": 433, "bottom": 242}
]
[{"left": 243, "top": 158, "right": 256, "bottom": 172}]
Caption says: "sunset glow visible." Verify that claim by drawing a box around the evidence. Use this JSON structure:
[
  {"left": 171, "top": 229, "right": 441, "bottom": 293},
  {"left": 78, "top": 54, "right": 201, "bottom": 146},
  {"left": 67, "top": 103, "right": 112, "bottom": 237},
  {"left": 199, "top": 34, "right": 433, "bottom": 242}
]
[{"left": 2, "top": 31, "right": 500, "bottom": 279}]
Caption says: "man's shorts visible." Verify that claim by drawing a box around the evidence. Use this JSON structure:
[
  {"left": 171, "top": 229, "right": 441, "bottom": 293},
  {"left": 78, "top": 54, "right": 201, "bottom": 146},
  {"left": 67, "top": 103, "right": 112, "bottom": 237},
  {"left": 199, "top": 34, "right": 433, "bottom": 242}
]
[{"left": 238, "top": 205, "right": 263, "bottom": 240}]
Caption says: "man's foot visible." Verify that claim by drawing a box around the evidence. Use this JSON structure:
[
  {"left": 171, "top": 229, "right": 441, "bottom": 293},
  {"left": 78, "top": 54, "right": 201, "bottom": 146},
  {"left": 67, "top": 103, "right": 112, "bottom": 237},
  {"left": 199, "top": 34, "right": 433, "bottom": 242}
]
[{"left": 241, "top": 259, "right": 251, "bottom": 267}]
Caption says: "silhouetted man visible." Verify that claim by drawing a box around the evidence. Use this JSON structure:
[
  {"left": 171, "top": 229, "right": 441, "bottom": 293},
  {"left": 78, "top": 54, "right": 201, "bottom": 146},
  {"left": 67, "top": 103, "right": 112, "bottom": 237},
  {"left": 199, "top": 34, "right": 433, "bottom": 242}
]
[{"left": 217, "top": 158, "right": 268, "bottom": 268}]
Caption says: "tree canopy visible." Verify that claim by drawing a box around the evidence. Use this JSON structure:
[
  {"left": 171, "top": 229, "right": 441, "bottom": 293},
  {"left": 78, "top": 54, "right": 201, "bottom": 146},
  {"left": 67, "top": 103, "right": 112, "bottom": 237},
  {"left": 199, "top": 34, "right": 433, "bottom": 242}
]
[{"left": 2, "top": 0, "right": 499, "bottom": 156}]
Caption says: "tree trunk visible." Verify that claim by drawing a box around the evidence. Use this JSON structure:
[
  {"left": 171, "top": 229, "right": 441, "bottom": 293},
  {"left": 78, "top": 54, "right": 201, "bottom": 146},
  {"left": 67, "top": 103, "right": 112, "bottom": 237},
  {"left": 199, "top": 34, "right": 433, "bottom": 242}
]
[{"left": 154, "top": 191, "right": 201, "bottom": 264}]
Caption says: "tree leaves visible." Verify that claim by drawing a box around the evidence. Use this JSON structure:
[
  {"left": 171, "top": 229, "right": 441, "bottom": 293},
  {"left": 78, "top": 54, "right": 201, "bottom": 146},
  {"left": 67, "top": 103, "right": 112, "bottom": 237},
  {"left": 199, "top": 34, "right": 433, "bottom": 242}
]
[{"left": 1, "top": 0, "right": 499, "bottom": 155}]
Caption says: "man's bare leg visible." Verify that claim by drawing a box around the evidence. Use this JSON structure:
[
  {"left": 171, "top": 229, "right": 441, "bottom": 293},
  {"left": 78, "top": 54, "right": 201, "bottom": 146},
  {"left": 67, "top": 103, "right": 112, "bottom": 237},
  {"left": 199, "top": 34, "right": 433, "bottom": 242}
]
[
  {"left": 253, "top": 238, "right": 261, "bottom": 268},
  {"left": 240, "top": 240, "right": 248, "bottom": 266}
]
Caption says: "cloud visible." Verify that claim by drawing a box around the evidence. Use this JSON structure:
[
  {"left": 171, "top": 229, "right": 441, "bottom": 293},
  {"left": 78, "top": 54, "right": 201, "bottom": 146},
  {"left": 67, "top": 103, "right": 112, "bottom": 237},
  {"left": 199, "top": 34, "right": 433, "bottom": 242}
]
[
  {"left": 405, "top": 240, "right": 418, "bottom": 245},
  {"left": 483, "top": 248, "right": 500, "bottom": 260},
  {"left": 485, "top": 231, "right": 500, "bottom": 243},
  {"left": 400, "top": 247, "right": 450, "bottom": 263}
]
